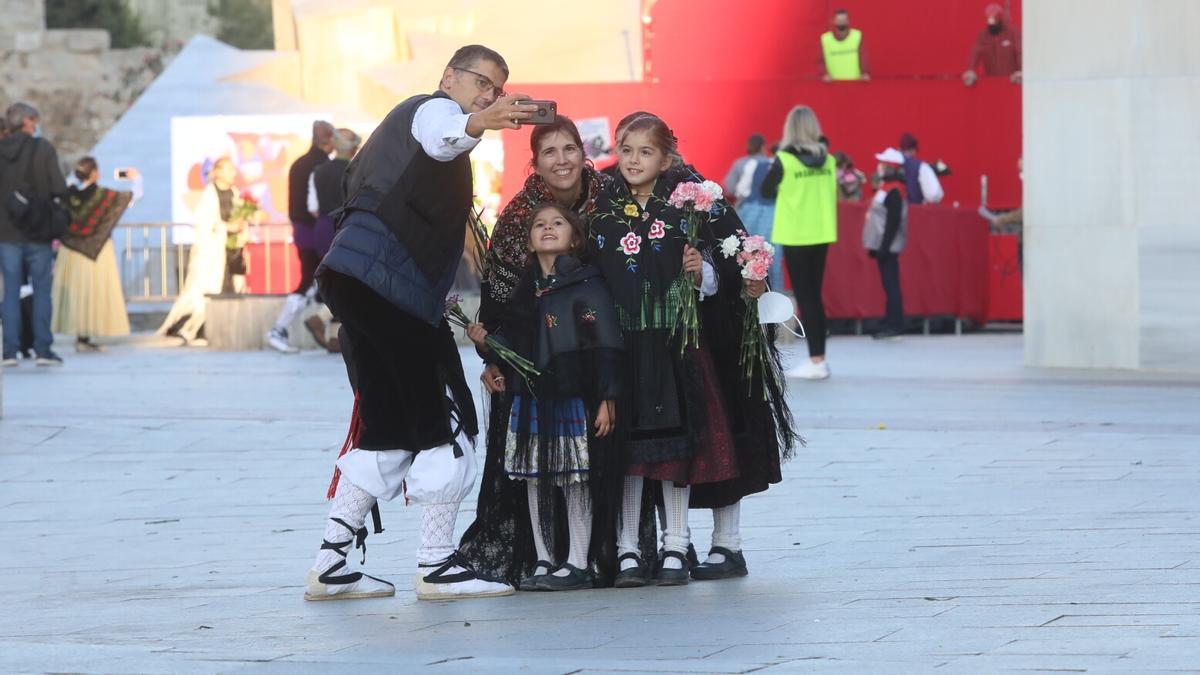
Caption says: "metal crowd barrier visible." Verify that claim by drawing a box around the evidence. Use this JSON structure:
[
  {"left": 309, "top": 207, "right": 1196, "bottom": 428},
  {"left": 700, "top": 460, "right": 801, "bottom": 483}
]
[{"left": 113, "top": 222, "right": 298, "bottom": 301}]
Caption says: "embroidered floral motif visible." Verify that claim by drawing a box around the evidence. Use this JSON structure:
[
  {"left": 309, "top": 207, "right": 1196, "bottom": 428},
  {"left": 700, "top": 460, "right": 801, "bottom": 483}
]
[
  {"left": 648, "top": 219, "right": 666, "bottom": 240},
  {"left": 619, "top": 232, "right": 642, "bottom": 255},
  {"left": 580, "top": 308, "right": 597, "bottom": 323},
  {"left": 545, "top": 313, "right": 559, "bottom": 328},
  {"left": 623, "top": 203, "right": 640, "bottom": 218},
  {"left": 595, "top": 233, "right": 606, "bottom": 249}
]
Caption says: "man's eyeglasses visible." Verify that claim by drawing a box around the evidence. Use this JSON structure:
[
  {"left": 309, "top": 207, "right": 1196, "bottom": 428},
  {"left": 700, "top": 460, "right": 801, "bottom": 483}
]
[{"left": 454, "top": 67, "right": 506, "bottom": 99}]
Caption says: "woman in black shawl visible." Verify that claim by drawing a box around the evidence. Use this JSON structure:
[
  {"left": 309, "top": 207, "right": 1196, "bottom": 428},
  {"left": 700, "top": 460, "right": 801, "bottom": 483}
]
[{"left": 50, "top": 157, "right": 136, "bottom": 352}]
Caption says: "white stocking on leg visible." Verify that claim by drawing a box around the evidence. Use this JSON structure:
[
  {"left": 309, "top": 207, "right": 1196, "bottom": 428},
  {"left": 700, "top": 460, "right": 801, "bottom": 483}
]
[
  {"left": 660, "top": 482, "right": 691, "bottom": 570},
  {"left": 617, "top": 475, "right": 643, "bottom": 570},
  {"left": 417, "top": 502, "right": 459, "bottom": 566},
  {"left": 708, "top": 501, "right": 742, "bottom": 564},
  {"left": 313, "top": 478, "right": 377, "bottom": 574},
  {"left": 526, "top": 481, "right": 553, "bottom": 570},
  {"left": 414, "top": 501, "right": 514, "bottom": 599},
  {"left": 656, "top": 491, "right": 692, "bottom": 554},
  {"left": 556, "top": 482, "right": 592, "bottom": 576}
]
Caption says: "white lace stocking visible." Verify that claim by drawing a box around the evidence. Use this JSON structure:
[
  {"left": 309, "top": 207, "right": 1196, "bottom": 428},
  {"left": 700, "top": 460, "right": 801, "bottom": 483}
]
[
  {"left": 661, "top": 482, "right": 691, "bottom": 569},
  {"left": 526, "top": 481, "right": 553, "bottom": 567},
  {"left": 313, "top": 478, "right": 377, "bottom": 572},
  {"left": 557, "top": 482, "right": 592, "bottom": 576},
  {"left": 617, "top": 475, "right": 643, "bottom": 570},
  {"left": 709, "top": 501, "right": 742, "bottom": 563},
  {"left": 417, "top": 502, "right": 459, "bottom": 566}
]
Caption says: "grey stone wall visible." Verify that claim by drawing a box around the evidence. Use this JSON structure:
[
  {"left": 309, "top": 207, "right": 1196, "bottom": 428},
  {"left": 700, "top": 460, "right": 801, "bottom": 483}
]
[
  {"left": 0, "top": 0, "right": 45, "bottom": 50},
  {"left": 0, "top": 0, "right": 175, "bottom": 171}
]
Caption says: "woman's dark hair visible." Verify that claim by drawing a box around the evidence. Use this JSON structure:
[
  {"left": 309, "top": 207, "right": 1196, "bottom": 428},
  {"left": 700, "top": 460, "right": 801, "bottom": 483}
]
[
  {"left": 74, "top": 156, "right": 99, "bottom": 182},
  {"left": 528, "top": 202, "right": 588, "bottom": 258},
  {"left": 616, "top": 113, "right": 683, "bottom": 169},
  {"left": 529, "top": 115, "right": 589, "bottom": 168}
]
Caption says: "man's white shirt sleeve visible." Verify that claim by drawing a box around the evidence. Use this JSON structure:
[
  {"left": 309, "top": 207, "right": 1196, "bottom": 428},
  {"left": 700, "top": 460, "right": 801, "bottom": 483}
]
[
  {"left": 918, "top": 162, "right": 944, "bottom": 204},
  {"left": 411, "top": 97, "right": 481, "bottom": 162}
]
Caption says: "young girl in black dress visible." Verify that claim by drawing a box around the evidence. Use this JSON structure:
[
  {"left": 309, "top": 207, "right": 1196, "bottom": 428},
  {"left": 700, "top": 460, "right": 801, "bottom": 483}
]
[{"left": 466, "top": 203, "right": 625, "bottom": 590}]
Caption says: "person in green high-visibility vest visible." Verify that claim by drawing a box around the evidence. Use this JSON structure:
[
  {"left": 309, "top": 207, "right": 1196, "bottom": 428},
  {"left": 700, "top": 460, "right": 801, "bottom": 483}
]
[
  {"left": 819, "top": 9, "right": 870, "bottom": 82},
  {"left": 762, "top": 105, "right": 838, "bottom": 380}
]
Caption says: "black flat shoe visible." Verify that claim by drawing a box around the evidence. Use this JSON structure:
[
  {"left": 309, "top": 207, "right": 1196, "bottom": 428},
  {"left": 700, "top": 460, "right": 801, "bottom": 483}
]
[
  {"left": 691, "top": 546, "right": 749, "bottom": 580},
  {"left": 537, "top": 563, "right": 595, "bottom": 591},
  {"left": 614, "top": 552, "right": 649, "bottom": 588},
  {"left": 518, "top": 560, "right": 555, "bottom": 591},
  {"left": 655, "top": 550, "right": 690, "bottom": 586}
]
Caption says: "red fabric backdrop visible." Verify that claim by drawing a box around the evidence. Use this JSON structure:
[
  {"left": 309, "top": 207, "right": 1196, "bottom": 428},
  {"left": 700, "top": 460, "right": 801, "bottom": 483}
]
[
  {"left": 645, "top": 0, "right": 1021, "bottom": 82},
  {"left": 496, "top": 0, "right": 1025, "bottom": 321},
  {"left": 824, "top": 202, "right": 991, "bottom": 322}
]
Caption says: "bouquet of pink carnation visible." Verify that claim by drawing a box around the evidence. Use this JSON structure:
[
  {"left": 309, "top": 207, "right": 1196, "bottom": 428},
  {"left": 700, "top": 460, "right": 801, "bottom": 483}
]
[
  {"left": 666, "top": 179, "right": 724, "bottom": 353},
  {"left": 444, "top": 294, "right": 540, "bottom": 390},
  {"left": 719, "top": 230, "right": 778, "bottom": 396}
]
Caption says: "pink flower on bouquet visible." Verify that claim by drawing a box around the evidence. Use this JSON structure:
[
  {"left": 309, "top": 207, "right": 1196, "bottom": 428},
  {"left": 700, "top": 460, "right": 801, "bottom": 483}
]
[
  {"left": 648, "top": 219, "right": 666, "bottom": 239},
  {"left": 694, "top": 180, "right": 723, "bottom": 211},
  {"left": 743, "top": 258, "right": 771, "bottom": 281},
  {"left": 620, "top": 232, "right": 643, "bottom": 255},
  {"left": 668, "top": 181, "right": 699, "bottom": 209},
  {"left": 743, "top": 234, "right": 768, "bottom": 253}
]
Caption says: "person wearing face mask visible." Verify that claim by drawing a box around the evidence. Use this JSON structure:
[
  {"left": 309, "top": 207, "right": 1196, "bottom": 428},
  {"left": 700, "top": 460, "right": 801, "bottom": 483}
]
[
  {"left": 50, "top": 158, "right": 141, "bottom": 353},
  {"left": 303, "top": 45, "right": 537, "bottom": 603},
  {"left": 963, "top": 3, "right": 1022, "bottom": 86},
  {"left": 819, "top": 8, "right": 870, "bottom": 83},
  {"left": 0, "top": 101, "right": 68, "bottom": 367},
  {"left": 864, "top": 149, "right": 909, "bottom": 341}
]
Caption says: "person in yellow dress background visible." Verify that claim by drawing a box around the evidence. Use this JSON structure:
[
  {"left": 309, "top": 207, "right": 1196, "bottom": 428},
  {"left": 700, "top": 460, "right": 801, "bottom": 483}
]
[{"left": 51, "top": 157, "right": 138, "bottom": 352}]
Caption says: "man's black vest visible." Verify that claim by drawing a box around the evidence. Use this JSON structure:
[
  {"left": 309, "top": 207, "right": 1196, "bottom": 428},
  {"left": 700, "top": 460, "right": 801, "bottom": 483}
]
[
  {"left": 313, "top": 158, "right": 348, "bottom": 217},
  {"left": 341, "top": 90, "right": 473, "bottom": 284}
]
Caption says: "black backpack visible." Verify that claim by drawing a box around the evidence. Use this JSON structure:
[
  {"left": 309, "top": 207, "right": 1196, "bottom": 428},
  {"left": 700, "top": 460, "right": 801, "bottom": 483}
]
[{"left": 3, "top": 138, "right": 69, "bottom": 242}]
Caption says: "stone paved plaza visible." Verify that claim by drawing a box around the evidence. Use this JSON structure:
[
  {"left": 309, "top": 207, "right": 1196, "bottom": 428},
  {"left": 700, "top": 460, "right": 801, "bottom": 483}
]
[{"left": 2, "top": 334, "right": 1199, "bottom": 673}]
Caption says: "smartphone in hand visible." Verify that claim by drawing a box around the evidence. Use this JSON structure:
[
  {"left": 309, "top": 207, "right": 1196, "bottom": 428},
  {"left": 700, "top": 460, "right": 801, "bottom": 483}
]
[{"left": 519, "top": 100, "right": 557, "bottom": 126}]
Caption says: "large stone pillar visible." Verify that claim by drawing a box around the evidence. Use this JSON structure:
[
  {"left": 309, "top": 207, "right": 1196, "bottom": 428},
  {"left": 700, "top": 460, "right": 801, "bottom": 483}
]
[{"left": 1024, "top": 0, "right": 1200, "bottom": 371}]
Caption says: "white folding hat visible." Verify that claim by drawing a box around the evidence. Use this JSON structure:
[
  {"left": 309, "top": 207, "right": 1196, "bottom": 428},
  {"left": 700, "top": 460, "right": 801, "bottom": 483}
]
[{"left": 874, "top": 147, "right": 906, "bottom": 165}]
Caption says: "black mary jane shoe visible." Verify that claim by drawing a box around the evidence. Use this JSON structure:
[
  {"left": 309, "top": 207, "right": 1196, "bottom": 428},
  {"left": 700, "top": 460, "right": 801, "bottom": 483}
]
[
  {"left": 690, "top": 546, "right": 749, "bottom": 580},
  {"left": 655, "top": 550, "right": 690, "bottom": 586},
  {"left": 518, "top": 560, "right": 555, "bottom": 591},
  {"left": 614, "top": 552, "right": 650, "bottom": 588},
  {"left": 536, "top": 563, "right": 595, "bottom": 591}
]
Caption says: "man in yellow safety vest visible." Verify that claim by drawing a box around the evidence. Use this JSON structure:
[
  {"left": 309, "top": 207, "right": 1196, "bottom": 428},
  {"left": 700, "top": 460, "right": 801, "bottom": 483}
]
[{"left": 819, "top": 8, "right": 870, "bottom": 82}]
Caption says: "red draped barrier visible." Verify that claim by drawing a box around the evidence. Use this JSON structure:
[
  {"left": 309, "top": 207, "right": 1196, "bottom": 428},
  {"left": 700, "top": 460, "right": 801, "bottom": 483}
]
[
  {"left": 817, "top": 202, "right": 995, "bottom": 323},
  {"left": 244, "top": 239, "right": 300, "bottom": 295},
  {"left": 987, "top": 234, "right": 1023, "bottom": 321}
]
